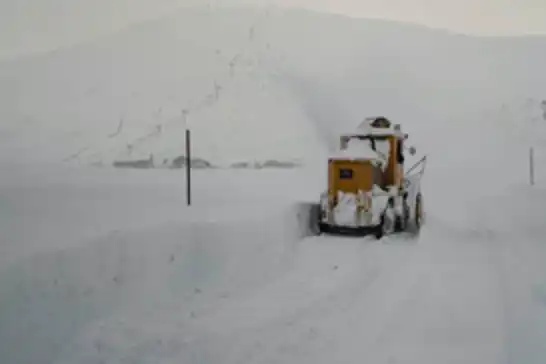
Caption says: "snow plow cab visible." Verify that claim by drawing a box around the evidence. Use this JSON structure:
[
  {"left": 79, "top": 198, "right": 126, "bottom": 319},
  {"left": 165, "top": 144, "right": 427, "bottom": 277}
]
[{"left": 313, "top": 116, "right": 426, "bottom": 239}]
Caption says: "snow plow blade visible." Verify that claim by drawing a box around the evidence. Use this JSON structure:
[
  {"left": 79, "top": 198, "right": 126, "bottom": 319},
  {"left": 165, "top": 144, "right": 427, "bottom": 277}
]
[
  {"left": 294, "top": 202, "right": 322, "bottom": 238},
  {"left": 318, "top": 223, "right": 380, "bottom": 237}
]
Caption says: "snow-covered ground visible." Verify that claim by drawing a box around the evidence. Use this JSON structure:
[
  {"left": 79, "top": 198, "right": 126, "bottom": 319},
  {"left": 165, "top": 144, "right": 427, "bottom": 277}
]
[
  {"left": 2, "top": 140, "right": 546, "bottom": 364},
  {"left": 3, "top": 5, "right": 546, "bottom": 364}
]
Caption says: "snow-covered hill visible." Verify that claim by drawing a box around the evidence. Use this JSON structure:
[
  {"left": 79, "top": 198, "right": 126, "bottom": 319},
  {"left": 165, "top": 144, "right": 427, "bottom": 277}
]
[{"left": 2, "top": 6, "right": 546, "bottom": 166}]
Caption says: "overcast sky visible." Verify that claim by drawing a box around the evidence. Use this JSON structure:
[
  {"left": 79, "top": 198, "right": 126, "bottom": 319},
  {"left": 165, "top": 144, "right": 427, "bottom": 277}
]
[{"left": 2, "top": 0, "right": 546, "bottom": 60}]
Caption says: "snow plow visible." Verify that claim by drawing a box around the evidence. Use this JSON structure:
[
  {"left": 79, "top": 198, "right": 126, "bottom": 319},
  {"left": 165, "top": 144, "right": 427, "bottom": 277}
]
[{"left": 309, "top": 116, "right": 427, "bottom": 239}]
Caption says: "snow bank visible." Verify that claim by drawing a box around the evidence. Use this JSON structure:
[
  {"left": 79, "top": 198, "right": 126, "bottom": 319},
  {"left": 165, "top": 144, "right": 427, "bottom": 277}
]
[
  {"left": 0, "top": 202, "right": 317, "bottom": 364},
  {"left": 0, "top": 216, "right": 297, "bottom": 364},
  {"left": 467, "top": 185, "right": 546, "bottom": 364},
  {"left": 0, "top": 164, "right": 324, "bottom": 364}
]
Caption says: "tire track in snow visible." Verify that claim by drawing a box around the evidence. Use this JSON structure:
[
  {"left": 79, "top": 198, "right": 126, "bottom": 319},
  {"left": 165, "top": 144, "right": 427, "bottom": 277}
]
[
  {"left": 489, "top": 233, "right": 546, "bottom": 364},
  {"left": 212, "top": 223, "right": 509, "bottom": 364},
  {"left": 174, "top": 235, "right": 420, "bottom": 364}
]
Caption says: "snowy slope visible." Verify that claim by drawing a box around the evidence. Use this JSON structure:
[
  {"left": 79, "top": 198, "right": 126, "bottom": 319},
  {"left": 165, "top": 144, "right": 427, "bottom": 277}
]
[
  {"left": 2, "top": 7, "right": 546, "bottom": 165},
  {"left": 0, "top": 7, "right": 328, "bottom": 166}
]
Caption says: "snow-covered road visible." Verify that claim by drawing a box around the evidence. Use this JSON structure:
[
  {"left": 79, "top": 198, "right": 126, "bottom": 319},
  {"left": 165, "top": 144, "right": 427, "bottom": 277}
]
[
  {"left": 2, "top": 163, "right": 546, "bottom": 364},
  {"left": 64, "top": 229, "right": 534, "bottom": 364}
]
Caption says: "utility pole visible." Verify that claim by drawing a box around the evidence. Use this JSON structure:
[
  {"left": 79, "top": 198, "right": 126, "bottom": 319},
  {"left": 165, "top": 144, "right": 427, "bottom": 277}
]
[{"left": 183, "top": 109, "right": 191, "bottom": 206}]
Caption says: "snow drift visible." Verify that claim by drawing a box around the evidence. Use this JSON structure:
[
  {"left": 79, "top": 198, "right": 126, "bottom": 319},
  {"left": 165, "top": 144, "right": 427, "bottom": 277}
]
[{"left": 0, "top": 164, "right": 324, "bottom": 364}]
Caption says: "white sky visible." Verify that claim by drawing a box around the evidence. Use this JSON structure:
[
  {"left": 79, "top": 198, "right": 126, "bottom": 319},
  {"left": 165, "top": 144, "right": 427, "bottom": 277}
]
[
  {"left": 2, "top": 0, "right": 546, "bottom": 60},
  {"left": 285, "top": 0, "right": 546, "bottom": 35}
]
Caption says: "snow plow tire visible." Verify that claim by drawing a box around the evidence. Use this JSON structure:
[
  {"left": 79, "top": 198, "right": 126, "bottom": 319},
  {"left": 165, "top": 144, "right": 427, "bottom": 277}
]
[{"left": 406, "top": 193, "right": 423, "bottom": 236}]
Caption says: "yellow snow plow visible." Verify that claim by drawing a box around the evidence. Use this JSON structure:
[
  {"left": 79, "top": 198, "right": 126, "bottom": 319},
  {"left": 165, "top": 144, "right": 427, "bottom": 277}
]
[{"left": 310, "top": 116, "right": 426, "bottom": 239}]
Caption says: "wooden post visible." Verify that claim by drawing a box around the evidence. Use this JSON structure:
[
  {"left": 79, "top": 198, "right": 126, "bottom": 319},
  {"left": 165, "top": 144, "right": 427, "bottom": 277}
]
[
  {"left": 530, "top": 146, "right": 535, "bottom": 186},
  {"left": 186, "top": 128, "right": 191, "bottom": 206}
]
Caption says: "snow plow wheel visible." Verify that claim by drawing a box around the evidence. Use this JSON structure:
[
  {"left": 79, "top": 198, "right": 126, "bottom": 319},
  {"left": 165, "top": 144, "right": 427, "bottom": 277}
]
[
  {"left": 374, "top": 215, "right": 385, "bottom": 240},
  {"left": 415, "top": 193, "right": 423, "bottom": 228},
  {"left": 375, "top": 202, "right": 395, "bottom": 240},
  {"left": 407, "top": 193, "right": 423, "bottom": 236}
]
